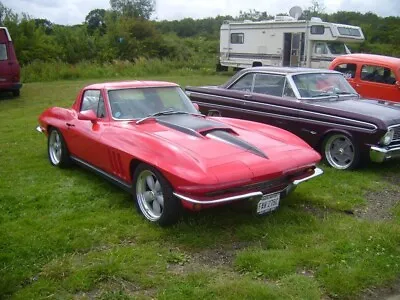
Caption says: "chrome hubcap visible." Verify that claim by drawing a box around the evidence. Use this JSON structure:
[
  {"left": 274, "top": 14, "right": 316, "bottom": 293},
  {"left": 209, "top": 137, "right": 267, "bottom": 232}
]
[
  {"left": 325, "top": 135, "right": 355, "bottom": 169},
  {"left": 49, "top": 130, "right": 62, "bottom": 165},
  {"left": 136, "top": 170, "right": 164, "bottom": 221}
]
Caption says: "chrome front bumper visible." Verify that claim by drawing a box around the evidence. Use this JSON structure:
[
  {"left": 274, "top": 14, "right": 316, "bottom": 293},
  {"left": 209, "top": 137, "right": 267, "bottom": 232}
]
[
  {"left": 370, "top": 145, "right": 400, "bottom": 163},
  {"left": 173, "top": 167, "right": 323, "bottom": 205}
]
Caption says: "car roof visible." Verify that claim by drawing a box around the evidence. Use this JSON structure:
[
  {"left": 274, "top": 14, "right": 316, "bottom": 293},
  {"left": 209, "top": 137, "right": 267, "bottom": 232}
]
[
  {"left": 242, "top": 66, "right": 339, "bottom": 74},
  {"left": 85, "top": 80, "right": 179, "bottom": 90},
  {"left": 333, "top": 54, "right": 400, "bottom": 67}
]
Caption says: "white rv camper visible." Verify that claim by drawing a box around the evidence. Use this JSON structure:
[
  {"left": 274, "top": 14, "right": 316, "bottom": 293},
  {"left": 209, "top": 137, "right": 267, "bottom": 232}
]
[{"left": 218, "top": 8, "right": 365, "bottom": 70}]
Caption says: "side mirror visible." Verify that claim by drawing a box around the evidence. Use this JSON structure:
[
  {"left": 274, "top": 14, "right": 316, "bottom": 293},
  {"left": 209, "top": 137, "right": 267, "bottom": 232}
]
[
  {"left": 396, "top": 81, "right": 400, "bottom": 90},
  {"left": 78, "top": 110, "right": 97, "bottom": 123},
  {"left": 192, "top": 102, "right": 199, "bottom": 111}
]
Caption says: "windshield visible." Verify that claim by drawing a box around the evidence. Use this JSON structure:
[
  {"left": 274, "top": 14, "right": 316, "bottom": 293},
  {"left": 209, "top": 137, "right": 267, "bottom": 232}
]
[
  {"left": 292, "top": 73, "right": 357, "bottom": 99},
  {"left": 326, "top": 42, "right": 347, "bottom": 55},
  {"left": 108, "top": 86, "right": 198, "bottom": 120}
]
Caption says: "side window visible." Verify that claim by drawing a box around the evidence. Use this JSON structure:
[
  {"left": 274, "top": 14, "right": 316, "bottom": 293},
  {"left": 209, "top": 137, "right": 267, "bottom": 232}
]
[
  {"left": 0, "top": 44, "right": 7, "bottom": 61},
  {"left": 253, "top": 73, "right": 286, "bottom": 97},
  {"left": 334, "top": 63, "right": 357, "bottom": 79},
  {"left": 314, "top": 42, "right": 328, "bottom": 55},
  {"left": 231, "top": 33, "right": 244, "bottom": 44},
  {"left": 81, "top": 90, "right": 107, "bottom": 118},
  {"left": 229, "top": 73, "right": 254, "bottom": 92},
  {"left": 283, "top": 80, "right": 296, "bottom": 98},
  {"left": 361, "top": 65, "right": 396, "bottom": 85}
]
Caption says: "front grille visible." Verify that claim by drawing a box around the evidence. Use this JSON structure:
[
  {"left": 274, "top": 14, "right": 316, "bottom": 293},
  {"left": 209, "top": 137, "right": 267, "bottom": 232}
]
[
  {"left": 206, "top": 177, "right": 290, "bottom": 197},
  {"left": 393, "top": 125, "right": 400, "bottom": 142}
]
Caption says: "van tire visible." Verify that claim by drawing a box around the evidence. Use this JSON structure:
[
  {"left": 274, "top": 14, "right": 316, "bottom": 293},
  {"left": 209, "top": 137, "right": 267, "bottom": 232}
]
[{"left": 12, "top": 90, "right": 20, "bottom": 97}]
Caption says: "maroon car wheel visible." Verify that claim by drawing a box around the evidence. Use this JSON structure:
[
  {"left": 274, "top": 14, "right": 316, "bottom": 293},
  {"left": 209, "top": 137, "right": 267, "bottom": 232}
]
[
  {"left": 323, "top": 133, "right": 360, "bottom": 170},
  {"left": 133, "top": 163, "right": 182, "bottom": 226}
]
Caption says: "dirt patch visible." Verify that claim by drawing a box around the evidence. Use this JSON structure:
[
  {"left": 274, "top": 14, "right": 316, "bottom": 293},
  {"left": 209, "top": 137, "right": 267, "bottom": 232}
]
[
  {"left": 360, "top": 279, "right": 400, "bottom": 300},
  {"left": 167, "top": 242, "right": 251, "bottom": 275},
  {"left": 355, "top": 189, "right": 400, "bottom": 221}
]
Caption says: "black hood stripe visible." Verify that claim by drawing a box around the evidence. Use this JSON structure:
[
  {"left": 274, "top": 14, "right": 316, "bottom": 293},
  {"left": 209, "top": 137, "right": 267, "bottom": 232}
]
[
  {"left": 157, "top": 114, "right": 268, "bottom": 159},
  {"left": 207, "top": 130, "right": 268, "bottom": 159}
]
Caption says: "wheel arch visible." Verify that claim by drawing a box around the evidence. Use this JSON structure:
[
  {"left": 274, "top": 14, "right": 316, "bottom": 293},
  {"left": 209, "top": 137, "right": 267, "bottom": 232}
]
[{"left": 316, "top": 128, "right": 356, "bottom": 153}]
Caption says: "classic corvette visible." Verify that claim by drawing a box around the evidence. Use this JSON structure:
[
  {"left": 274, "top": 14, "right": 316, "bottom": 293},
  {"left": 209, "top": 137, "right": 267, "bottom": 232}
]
[
  {"left": 36, "top": 81, "right": 322, "bottom": 226},
  {"left": 185, "top": 67, "right": 400, "bottom": 170}
]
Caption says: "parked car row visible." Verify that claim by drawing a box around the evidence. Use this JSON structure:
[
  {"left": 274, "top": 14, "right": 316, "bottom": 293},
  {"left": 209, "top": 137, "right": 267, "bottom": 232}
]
[{"left": 35, "top": 57, "right": 400, "bottom": 226}]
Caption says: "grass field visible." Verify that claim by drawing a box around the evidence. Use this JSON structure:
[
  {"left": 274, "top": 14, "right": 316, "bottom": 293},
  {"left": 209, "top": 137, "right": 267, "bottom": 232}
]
[{"left": 1, "top": 75, "right": 400, "bottom": 299}]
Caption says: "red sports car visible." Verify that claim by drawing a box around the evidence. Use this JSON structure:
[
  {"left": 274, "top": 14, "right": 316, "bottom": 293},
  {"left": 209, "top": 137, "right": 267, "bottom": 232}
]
[{"left": 37, "top": 81, "right": 323, "bottom": 226}]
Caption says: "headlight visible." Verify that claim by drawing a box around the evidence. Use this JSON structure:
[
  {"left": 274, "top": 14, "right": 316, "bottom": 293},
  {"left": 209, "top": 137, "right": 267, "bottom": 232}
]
[{"left": 380, "top": 129, "right": 394, "bottom": 145}]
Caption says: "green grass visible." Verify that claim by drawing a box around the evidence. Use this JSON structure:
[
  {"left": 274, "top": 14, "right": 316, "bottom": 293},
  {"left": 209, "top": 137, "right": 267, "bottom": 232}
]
[{"left": 1, "top": 75, "right": 400, "bottom": 299}]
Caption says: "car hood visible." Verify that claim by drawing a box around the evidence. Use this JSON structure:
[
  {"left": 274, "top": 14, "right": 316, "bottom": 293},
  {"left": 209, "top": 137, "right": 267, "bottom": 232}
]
[
  {"left": 126, "top": 114, "right": 320, "bottom": 182},
  {"left": 306, "top": 97, "right": 400, "bottom": 126}
]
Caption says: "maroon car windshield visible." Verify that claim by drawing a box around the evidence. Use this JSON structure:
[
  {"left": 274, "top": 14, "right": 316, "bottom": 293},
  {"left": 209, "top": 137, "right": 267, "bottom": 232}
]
[{"left": 291, "top": 73, "right": 358, "bottom": 99}]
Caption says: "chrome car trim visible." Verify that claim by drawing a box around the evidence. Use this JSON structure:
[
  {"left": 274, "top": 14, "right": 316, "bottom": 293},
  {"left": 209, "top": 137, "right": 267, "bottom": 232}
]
[
  {"left": 370, "top": 146, "right": 400, "bottom": 163},
  {"left": 293, "top": 167, "right": 323, "bottom": 185},
  {"left": 173, "top": 191, "right": 263, "bottom": 205},
  {"left": 193, "top": 101, "right": 376, "bottom": 133},
  {"left": 190, "top": 92, "right": 378, "bottom": 130},
  {"left": 70, "top": 156, "right": 132, "bottom": 193},
  {"left": 174, "top": 168, "right": 323, "bottom": 205}
]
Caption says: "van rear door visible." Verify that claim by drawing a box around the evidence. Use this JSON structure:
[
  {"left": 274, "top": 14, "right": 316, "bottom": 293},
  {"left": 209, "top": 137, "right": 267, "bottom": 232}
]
[{"left": 0, "top": 28, "right": 11, "bottom": 84}]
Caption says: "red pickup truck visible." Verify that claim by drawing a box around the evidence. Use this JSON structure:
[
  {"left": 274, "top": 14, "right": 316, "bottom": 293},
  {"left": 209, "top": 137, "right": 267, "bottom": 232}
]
[{"left": 0, "top": 27, "right": 22, "bottom": 97}]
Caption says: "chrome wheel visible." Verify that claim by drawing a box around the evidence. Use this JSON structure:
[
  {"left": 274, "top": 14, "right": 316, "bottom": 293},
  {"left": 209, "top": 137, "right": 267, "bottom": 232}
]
[
  {"left": 49, "top": 130, "right": 62, "bottom": 165},
  {"left": 136, "top": 170, "right": 164, "bottom": 221},
  {"left": 324, "top": 134, "right": 355, "bottom": 170}
]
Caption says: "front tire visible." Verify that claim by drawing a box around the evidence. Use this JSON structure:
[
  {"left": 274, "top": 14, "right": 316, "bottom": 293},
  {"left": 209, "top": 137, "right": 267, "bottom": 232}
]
[
  {"left": 133, "top": 163, "right": 182, "bottom": 226},
  {"left": 47, "top": 128, "right": 72, "bottom": 168},
  {"left": 12, "top": 90, "right": 20, "bottom": 97},
  {"left": 322, "top": 133, "right": 360, "bottom": 170}
]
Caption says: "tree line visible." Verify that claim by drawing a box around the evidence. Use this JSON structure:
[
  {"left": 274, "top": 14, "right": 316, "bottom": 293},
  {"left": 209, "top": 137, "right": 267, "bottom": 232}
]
[{"left": 0, "top": 0, "right": 399, "bottom": 67}]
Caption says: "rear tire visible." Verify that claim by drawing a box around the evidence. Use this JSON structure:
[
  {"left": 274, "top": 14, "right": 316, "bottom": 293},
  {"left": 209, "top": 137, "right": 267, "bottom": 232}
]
[
  {"left": 12, "top": 90, "right": 20, "bottom": 97},
  {"left": 133, "top": 163, "right": 182, "bottom": 226},
  {"left": 47, "top": 128, "right": 72, "bottom": 168},
  {"left": 322, "top": 133, "right": 360, "bottom": 170}
]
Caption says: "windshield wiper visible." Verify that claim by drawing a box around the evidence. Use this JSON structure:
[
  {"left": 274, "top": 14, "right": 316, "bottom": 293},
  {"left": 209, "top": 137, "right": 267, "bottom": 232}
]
[{"left": 136, "top": 110, "right": 204, "bottom": 125}]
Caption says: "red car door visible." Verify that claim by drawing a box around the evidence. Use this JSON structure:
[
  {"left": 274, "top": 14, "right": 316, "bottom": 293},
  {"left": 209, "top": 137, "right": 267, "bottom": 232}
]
[
  {"left": 66, "top": 89, "right": 109, "bottom": 168},
  {"left": 357, "top": 64, "right": 400, "bottom": 101}
]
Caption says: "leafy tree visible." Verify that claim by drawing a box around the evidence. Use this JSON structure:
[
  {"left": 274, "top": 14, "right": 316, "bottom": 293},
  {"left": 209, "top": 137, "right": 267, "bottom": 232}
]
[
  {"left": 85, "top": 9, "right": 107, "bottom": 35},
  {"left": 109, "top": 0, "right": 155, "bottom": 19},
  {"left": 237, "top": 9, "right": 272, "bottom": 21},
  {"left": 34, "top": 18, "right": 53, "bottom": 34}
]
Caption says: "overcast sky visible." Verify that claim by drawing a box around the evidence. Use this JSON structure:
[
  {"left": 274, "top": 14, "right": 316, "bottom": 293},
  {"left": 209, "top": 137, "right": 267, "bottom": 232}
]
[{"left": 2, "top": 0, "right": 399, "bottom": 25}]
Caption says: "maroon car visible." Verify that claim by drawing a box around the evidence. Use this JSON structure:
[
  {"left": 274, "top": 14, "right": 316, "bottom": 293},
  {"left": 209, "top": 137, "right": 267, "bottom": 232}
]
[
  {"left": 186, "top": 67, "right": 400, "bottom": 170},
  {"left": 0, "top": 27, "right": 21, "bottom": 97}
]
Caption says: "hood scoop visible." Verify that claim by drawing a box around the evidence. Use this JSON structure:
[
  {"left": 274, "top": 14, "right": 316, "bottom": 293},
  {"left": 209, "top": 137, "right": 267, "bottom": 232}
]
[
  {"left": 156, "top": 114, "right": 268, "bottom": 159},
  {"left": 205, "top": 129, "right": 268, "bottom": 159}
]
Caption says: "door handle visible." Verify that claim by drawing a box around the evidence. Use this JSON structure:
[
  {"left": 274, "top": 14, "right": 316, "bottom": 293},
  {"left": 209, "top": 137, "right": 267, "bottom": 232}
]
[
  {"left": 66, "top": 123, "right": 75, "bottom": 127},
  {"left": 243, "top": 94, "right": 252, "bottom": 98}
]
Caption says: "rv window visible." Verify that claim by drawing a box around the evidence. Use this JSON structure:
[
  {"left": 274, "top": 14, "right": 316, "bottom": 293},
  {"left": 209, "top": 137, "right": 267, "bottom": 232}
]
[
  {"left": 253, "top": 73, "right": 285, "bottom": 97},
  {"left": 314, "top": 43, "right": 328, "bottom": 55},
  {"left": 0, "top": 44, "right": 7, "bottom": 61},
  {"left": 337, "top": 27, "right": 361, "bottom": 37},
  {"left": 229, "top": 73, "right": 254, "bottom": 92},
  {"left": 310, "top": 25, "right": 325, "bottom": 35},
  {"left": 334, "top": 63, "right": 356, "bottom": 79},
  {"left": 231, "top": 33, "right": 244, "bottom": 44},
  {"left": 361, "top": 65, "right": 396, "bottom": 85}
]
